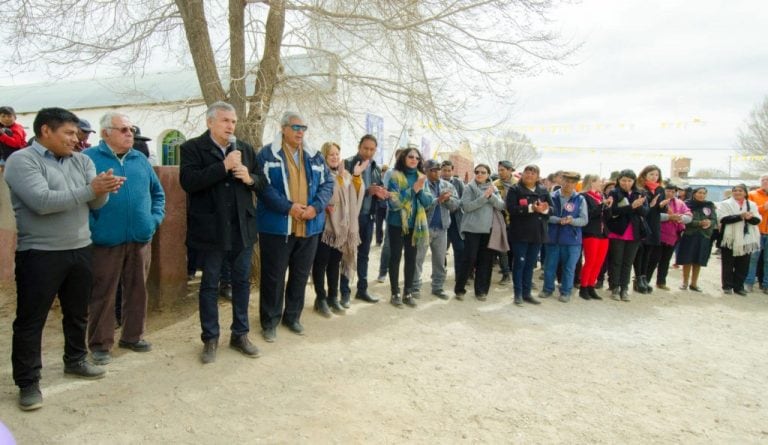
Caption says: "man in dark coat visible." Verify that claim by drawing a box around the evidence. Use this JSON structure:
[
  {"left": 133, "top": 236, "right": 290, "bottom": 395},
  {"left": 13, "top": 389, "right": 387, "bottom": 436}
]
[
  {"left": 339, "top": 134, "right": 389, "bottom": 306},
  {"left": 180, "top": 101, "right": 266, "bottom": 364}
]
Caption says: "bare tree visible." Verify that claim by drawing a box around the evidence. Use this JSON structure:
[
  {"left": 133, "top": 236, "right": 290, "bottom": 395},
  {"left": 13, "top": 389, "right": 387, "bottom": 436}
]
[
  {"left": 474, "top": 130, "right": 539, "bottom": 170},
  {"left": 1, "top": 0, "right": 575, "bottom": 147},
  {"left": 739, "top": 96, "right": 768, "bottom": 172}
]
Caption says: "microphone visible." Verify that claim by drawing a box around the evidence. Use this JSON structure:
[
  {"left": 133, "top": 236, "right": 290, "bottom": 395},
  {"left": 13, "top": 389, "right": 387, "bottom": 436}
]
[{"left": 227, "top": 134, "right": 238, "bottom": 150}]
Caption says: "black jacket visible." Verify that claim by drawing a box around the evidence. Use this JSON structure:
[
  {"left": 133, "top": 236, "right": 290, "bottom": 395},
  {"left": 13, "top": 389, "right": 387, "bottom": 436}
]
[
  {"left": 639, "top": 186, "right": 665, "bottom": 245},
  {"left": 180, "top": 130, "right": 266, "bottom": 250},
  {"left": 581, "top": 192, "right": 609, "bottom": 238},
  {"left": 344, "top": 154, "right": 383, "bottom": 216},
  {"left": 606, "top": 187, "right": 650, "bottom": 240},
  {"left": 505, "top": 183, "right": 553, "bottom": 243}
]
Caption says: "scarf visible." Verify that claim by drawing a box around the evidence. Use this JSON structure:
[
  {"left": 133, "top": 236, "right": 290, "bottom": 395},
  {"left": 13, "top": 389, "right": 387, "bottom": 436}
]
[
  {"left": 685, "top": 198, "right": 713, "bottom": 212},
  {"left": 322, "top": 169, "right": 365, "bottom": 278},
  {"left": 720, "top": 197, "right": 760, "bottom": 256},
  {"left": 645, "top": 181, "right": 659, "bottom": 194},
  {"left": 283, "top": 144, "right": 308, "bottom": 237},
  {"left": 585, "top": 190, "right": 603, "bottom": 204},
  {"left": 389, "top": 169, "right": 429, "bottom": 246}
]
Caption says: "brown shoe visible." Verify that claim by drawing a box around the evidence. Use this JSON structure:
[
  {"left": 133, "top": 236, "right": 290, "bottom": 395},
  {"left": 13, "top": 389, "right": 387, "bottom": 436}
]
[
  {"left": 201, "top": 339, "right": 218, "bottom": 364},
  {"left": 229, "top": 335, "right": 260, "bottom": 358}
]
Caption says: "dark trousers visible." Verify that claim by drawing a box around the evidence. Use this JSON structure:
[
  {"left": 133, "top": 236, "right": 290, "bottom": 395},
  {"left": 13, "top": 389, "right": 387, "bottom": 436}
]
[
  {"left": 388, "top": 225, "right": 417, "bottom": 295},
  {"left": 646, "top": 243, "right": 676, "bottom": 285},
  {"left": 341, "top": 213, "right": 374, "bottom": 295},
  {"left": 633, "top": 243, "right": 654, "bottom": 277},
  {"left": 497, "top": 250, "right": 512, "bottom": 274},
  {"left": 259, "top": 233, "right": 319, "bottom": 329},
  {"left": 198, "top": 244, "right": 253, "bottom": 341},
  {"left": 89, "top": 243, "right": 151, "bottom": 352},
  {"left": 609, "top": 239, "right": 641, "bottom": 290},
  {"left": 375, "top": 205, "right": 387, "bottom": 245},
  {"left": 510, "top": 241, "right": 541, "bottom": 297},
  {"left": 721, "top": 247, "right": 750, "bottom": 291},
  {"left": 312, "top": 240, "right": 343, "bottom": 302},
  {"left": 447, "top": 217, "right": 465, "bottom": 279},
  {"left": 12, "top": 247, "right": 92, "bottom": 388},
  {"left": 455, "top": 232, "right": 494, "bottom": 295}
]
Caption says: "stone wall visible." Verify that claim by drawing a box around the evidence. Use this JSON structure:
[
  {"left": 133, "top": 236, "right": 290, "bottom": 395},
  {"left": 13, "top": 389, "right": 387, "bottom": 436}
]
[{"left": 0, "top": 167, "right": 187, "bottom": 310}]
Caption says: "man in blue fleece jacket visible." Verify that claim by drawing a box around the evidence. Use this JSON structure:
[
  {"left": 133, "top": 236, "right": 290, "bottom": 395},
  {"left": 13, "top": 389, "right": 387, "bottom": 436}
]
[{"left": 83, "top": 112, "right": 165, "bottom": 366}]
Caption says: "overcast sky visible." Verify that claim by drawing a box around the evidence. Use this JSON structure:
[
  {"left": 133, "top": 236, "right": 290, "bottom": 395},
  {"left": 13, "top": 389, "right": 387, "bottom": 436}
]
[
  {"left": 497, "top": 0, "right": 768, "bottom": 177},
  {"left": 2, "top": 1, "right": 766, "bottom": 178}
]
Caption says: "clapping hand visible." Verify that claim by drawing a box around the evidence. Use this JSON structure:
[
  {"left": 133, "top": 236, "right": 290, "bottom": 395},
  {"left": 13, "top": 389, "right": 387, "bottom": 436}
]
[
  {"left": 91, "top": 168, "right": 124, "bottom": 195},
  {"left": 353, "top": 159, "right": 370, "bottom": 176},
  {"left": 631, "top": 195, "right": 646, "bottom": 209},
  {"left": 413, "top": 175, "right": 427, "bottom": 193},
  {"left": 534, "top": 200, "right": 549, "bottom": 214}
]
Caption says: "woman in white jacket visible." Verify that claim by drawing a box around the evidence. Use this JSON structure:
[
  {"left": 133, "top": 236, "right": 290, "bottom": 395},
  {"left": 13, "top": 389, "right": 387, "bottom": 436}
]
[{"left": 718, "top": 184, "right": 762, "bottom": 295}]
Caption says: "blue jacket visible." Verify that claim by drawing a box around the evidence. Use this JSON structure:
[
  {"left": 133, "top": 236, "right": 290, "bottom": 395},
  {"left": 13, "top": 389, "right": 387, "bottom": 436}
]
[
  {"left": 255, "top": 132, "right": 334, "bottom": 236},
  {"left": 547, "top": 189, "right": 587, "bottom": 245},
  {"left": 84, "top": 141, "right": 165, "bottom": 247}
]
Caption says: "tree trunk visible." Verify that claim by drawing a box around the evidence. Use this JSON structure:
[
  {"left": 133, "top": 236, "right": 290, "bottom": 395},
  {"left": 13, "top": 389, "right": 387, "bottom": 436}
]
[
  {"left": 244, "top": 0, "right": 286, "bottom": 149},
  {"left": 229, "top": 0, "right": 247, "bottom": 135},
  {"left": 176, "top": 0, "right": 227, "bottom": 106}
]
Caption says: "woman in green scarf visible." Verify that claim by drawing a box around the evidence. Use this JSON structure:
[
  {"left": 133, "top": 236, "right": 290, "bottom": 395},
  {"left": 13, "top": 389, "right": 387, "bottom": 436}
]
[{"left": 387, "top": 148, "right": 434, "bottom": 308}]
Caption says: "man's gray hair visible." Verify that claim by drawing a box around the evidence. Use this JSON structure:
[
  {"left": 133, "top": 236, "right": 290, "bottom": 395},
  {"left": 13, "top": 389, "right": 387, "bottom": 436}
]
[
  {"left": 761, "top": 174, "right": 768, "bottom": 181},
  {"left": 99, "top": 112, "right": 130, "bottom": 133},
  {"left": 280, "top": 111, "right": 304, "bottom": 127},
  {"left": 206, "top": 101, "right": 236, "bottom": 120}
]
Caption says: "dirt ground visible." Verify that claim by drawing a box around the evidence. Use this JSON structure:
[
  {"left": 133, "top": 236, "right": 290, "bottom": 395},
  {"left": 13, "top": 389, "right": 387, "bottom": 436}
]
[{"left": 0, "top": 245, "right": 767, "bottom": 444}]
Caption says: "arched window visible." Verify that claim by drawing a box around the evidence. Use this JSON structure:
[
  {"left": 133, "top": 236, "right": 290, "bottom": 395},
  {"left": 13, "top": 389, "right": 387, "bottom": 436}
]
[{"left": 161, "top": 130, "right": 186, "bottom": 166}]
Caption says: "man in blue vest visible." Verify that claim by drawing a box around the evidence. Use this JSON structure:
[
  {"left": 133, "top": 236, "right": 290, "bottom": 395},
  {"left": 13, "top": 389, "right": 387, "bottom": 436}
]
[{"left": 539, "top": 172, "right": 588, "bottom": 302}]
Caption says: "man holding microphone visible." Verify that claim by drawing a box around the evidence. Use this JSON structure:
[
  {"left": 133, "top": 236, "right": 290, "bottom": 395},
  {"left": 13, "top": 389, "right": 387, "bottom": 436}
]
[{"left": 180, "top": 102, "right": 266, "bottom": 364}]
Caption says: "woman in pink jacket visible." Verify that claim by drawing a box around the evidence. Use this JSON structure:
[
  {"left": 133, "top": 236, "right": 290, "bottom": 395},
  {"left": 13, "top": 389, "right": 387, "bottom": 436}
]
[{"left": 646, "top": 183, "right": 692, "bottom": 290}]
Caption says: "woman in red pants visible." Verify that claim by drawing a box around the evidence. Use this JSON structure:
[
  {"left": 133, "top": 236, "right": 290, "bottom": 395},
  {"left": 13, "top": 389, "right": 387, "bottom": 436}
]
[{"left": 579, "top": 174, "right": 612, "bottom": 299}]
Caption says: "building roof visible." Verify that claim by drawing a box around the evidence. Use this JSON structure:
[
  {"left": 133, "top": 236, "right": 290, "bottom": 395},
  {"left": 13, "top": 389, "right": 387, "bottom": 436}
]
[{"left": 1, "top": 53, "right": 333, "bottom": 113}]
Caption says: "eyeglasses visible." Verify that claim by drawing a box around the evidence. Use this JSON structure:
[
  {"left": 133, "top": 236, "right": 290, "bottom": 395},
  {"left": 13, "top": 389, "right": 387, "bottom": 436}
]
[
  {"left": 289, "top": 124, "right": 308, "bottom": 132},
  {"left": 474, "top": 170, "right": 488, "bottom": 175},
  {"left": 407, "top": 155, "right": 421, "bottom": 160},
  {"left": 109, "top": 126, "right": 135, "bottom": 135}
]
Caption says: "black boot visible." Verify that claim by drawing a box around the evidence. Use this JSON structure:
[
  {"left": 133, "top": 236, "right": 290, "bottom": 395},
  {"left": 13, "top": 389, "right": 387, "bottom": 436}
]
[
  {"left": 588, "top": 287, "right": 602, "bottom": 300},
  {"left": 314, "top": 297, "right": 332, "bottom": 318},
  {"left": 633, "top": 277, "right": 643, "bottom": 293},
  {"left": 327, "top": 296, "right": 346, "bottom": 315},
  {"left": 579, "top": 286, "right": 591, "bottom": 300},
  {"left": 640, "top": 275, "right": 653, "bottom": 294}
]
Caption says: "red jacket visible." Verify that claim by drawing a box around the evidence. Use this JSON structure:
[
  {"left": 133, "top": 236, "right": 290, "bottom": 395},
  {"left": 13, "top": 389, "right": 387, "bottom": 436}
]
[{"left": 0, "top": 121, "right": 27, "bottom": 152}]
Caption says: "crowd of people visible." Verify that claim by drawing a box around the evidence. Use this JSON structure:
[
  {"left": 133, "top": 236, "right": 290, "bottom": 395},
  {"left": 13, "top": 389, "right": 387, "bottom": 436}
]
[{"left": 3, "top": 101, "right": 767, "bottom": 413}]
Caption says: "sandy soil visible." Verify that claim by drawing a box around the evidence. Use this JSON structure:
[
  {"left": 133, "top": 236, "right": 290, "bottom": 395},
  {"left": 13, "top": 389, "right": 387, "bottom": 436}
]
[{"left": 0, "top": 246, "right": 767, "bottom": 444}]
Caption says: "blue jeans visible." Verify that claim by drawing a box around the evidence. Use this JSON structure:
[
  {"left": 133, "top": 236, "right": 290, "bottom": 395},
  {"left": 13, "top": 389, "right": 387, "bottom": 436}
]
[
  {"left": 341, "top": 213, "right": 375, "bottom": 296},
  {"left": 543, "top": 244, "right": 581, "bottom": 296},
  {"left": 746, "top": 234, "right": 768, "bottom": 286},
  {"left": 199, "top": 245, "right": 253, "bottom": 342},
  {"left": 511, "top": 241, "right": 541, "bottom": 298}
]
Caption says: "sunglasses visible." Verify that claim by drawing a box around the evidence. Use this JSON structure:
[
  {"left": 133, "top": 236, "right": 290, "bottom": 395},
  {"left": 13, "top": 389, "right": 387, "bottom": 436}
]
[
  {"left": 407, "top": 155, "right": 421, "bottom": 160},
  {"left": 109, "top": 126, "right": 136, "bottom": 135},
  {"left": 289, "top": 124, "right": 308, "bottom": 132},
  {"left": 474, "top": 170, "right": 488, "bottom": 175}
]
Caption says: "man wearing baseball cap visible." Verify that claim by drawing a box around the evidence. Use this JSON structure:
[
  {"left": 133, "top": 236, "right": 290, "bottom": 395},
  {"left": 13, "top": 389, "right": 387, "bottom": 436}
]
[
  {"left": 413, "top": 159, "right": 459, "bottom": 299},
  {"left": 76, "top": 119, "right": 96, "bottom": 151}
]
